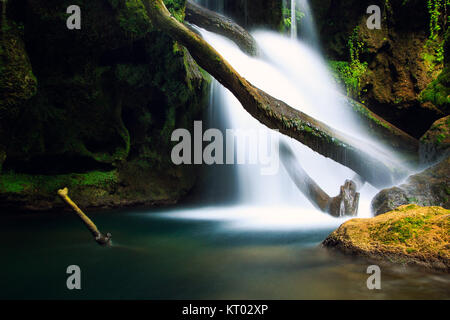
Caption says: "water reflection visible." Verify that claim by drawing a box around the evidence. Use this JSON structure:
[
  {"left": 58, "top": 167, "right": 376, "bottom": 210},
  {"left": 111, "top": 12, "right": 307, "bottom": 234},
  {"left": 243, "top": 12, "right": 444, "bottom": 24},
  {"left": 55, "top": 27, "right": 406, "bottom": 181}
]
[{"left": 1, "top": 208, "right": 448, "bottom": 300}]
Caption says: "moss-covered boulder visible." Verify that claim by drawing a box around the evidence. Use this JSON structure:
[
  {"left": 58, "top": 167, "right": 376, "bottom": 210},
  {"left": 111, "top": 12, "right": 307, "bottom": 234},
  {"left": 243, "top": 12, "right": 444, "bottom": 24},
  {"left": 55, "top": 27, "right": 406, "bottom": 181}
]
[
  {"left": 420, "top": 115, "right": 450, "bottom": 165},
  {"left": 419, "top": 66, "right": 450, "bottom": 116},
  {"left": 419, "top": 27, "right": 450, "bottom": 116},
  {"left": 0, "top": 0, "right": 210, "bottom": 211},
  {"left": 371, "top": 156, "right": 450, "bottom": 215},
  {"left": 323, "top": 204, "right": 450, "bottom": 272}
]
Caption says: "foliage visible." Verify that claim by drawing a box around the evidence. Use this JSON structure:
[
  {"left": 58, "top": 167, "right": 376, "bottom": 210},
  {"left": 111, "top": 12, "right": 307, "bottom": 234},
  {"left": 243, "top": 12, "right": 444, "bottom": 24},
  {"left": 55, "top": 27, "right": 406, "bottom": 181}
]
[
  {"left": 419, "top": 66, "right": 450, "bottom": 113},
  {"left": 423, "top": 0, "right": 448, "bottom": 71},
  {"left": 281, "top": 7, "right": 305, "bottom": 34},
  {"left": 328, "top": 61, "right": 366, "bottom": 98},
  {"left": 328, "top": 27, "right": 367, "bottom": 99}
]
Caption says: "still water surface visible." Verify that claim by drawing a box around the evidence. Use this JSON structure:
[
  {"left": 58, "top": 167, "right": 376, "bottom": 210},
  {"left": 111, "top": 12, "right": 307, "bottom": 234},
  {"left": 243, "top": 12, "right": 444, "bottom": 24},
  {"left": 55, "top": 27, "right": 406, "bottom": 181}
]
[{"left": 1, "top": 206, "right": 449, "bottom": 300}]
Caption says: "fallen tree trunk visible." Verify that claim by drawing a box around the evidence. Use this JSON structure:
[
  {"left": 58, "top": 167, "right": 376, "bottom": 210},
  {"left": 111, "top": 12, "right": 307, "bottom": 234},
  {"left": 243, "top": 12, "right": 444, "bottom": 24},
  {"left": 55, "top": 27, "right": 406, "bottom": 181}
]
[
  {"left": 280, "top": 141, "right": 359, "bottom": 217},
  {"left": 185, "top": 0, "right": 258, "bottom": 56},
  {"left": 143, "top": 0, "right": 408, "bottom": 188},
  {"left": 342, "top": 97, "right": 419, "bottom": 165},
  {"left": 185, "top": 1, "right": 419, "bottom": 165}
]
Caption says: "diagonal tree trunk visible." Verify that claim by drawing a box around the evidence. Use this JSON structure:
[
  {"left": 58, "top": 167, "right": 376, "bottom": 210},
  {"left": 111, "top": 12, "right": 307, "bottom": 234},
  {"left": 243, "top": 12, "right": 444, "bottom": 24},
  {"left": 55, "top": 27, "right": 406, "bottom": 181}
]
[
  {"left": 343, "top": 97, "right": 419, "bottom": 165},
  {"left": 143, "top": 0, "right": 409, "bottom": 188},
  {"left": 185, "top": 0, "right": 258, "bottom": 56}
]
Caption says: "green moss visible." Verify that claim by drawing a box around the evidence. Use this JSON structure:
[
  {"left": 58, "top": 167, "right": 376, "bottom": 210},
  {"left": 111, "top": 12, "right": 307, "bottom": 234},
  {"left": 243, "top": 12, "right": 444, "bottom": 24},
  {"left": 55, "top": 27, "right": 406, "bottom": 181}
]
[
  {"left": 280, "top": 6, "right": 305, "bottom": 34},
  {"left": 77, "top": 170, "right": 118, "bottom": 187},
  {"left": 163, "top": 0, "right": 186, "bottom": 22},
  {"left": 328, "top": 27, "right": 368, "bottom": 99},
  {"left": 373, "top": 213, "right": 434, "bottom": 244},
  {"left": 407, "top": 197, "right": 419, "bottom": 203},
  {"left": 419, "top": 66, "right": 450, "bottom": 114},
  {"left": 115, "top": 64, "right": 150, "bottom": 87},
  {"left": 108, "top": 0, "right": 152, "bottom": 37},
  {"left": 0, "top": 170, "right": 118, "bottom": 195},
  {"left": 435, "top": 133, "right": 446, "bottom": 144},
  {"left": 406, "top": 248, "right": 417, "bottom": 254},
  {"left": 347, "top": 98, "right": 391, "bottom": 132},
  {"left": 421, "top": 0, "right": 448, "bottom": 73}
]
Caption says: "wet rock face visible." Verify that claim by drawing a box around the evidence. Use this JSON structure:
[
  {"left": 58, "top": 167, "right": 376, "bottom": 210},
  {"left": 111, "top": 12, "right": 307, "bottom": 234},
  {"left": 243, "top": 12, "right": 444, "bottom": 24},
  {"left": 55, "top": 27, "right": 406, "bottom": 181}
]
[
  {"left": 371, "top": 156, "right": 450, "bottom": 216},
  {"left": 0, "top": 0, "right": 210, "bottom": 211},
  {"left": 420, "top": 115, "right": 450, "bottom": 165},
  {"left": 310, "top": 0, "right": 446, "bottom": 138},
  {"left": 371, "top": 187, "right": 410, "bottom": 216},
  {"left": 0, "top": 21, "right": 37, "bottom": 119}
]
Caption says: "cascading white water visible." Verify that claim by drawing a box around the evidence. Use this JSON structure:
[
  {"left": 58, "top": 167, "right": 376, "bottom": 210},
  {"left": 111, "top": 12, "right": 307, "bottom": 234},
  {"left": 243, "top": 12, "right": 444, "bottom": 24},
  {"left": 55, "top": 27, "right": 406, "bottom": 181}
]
[
  {"left": 285, "top": 0, "right": 318, "bottom": 46},
  {"left": 290, "top": 0, "right": 297, "bottom": 39},
  {"left": 295, "top": 0, "right": 320, "bottom": 47},
  {"left": 198, "top": 29, "right": 382, "bottom": 209},
  {"left": 177, "top": 0, "right": 409, "bottom": 229}
]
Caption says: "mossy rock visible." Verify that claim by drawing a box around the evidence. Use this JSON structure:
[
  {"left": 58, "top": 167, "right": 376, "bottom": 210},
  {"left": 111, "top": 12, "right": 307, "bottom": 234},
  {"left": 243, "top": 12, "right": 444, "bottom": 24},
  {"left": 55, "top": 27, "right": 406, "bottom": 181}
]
[
  {"left": 323, "top": 204, "right": 450, "bottom": 272},
  {"left": 0, "top": 170, "right": 119, "bottom": 210},
  {"left": 420, "top": 115, "right": 450, "bottom": 165},
  {"left": 419, "top": 66, "right": 450, "bottom": 115}
]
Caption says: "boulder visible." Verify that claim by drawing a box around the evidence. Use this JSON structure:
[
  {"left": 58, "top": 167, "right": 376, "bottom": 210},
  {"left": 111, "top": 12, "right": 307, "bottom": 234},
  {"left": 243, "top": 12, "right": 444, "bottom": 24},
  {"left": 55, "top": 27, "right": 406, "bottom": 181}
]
[
  {"left": 323, "top": 204, "right": 450, "bottom": 272},
  {"left": 419, "top": 115, "right": 450, "bottom": 165},
  {"left": 371, "top": 156, "right": 450, "bottom": 216}
]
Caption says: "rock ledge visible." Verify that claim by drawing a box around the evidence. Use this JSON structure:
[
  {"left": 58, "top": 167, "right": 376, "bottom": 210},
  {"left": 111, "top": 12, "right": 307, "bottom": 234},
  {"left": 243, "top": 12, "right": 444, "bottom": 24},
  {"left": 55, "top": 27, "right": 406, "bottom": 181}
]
[{"left": 323, "top": 205, "right": 450, "bottom": 272}]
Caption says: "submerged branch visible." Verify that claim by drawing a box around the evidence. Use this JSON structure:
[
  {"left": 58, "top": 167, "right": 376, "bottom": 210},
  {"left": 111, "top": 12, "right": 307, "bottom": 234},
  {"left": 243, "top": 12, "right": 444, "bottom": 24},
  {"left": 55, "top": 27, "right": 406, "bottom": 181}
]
[
  {"left": 280, "top": 141, "right": 359, "bottom": 217},
  {"left": 57, "top": 188, "right": 112, "bottom": 246},
  {"left": 185, "top": 0, "right": 258, "bottom": 56},
  {"left": 143, "top": 0, "right": 408, "bottom": 188}
]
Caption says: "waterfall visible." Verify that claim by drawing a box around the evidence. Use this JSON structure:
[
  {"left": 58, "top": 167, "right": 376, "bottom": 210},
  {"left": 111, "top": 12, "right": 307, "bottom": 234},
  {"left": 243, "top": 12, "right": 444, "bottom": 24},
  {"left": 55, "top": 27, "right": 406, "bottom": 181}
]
[
  {"left": 296, "top": 0, "right": 319, "bottom": 48},
  {"left": 195, "top": 0, "right": 224, "bottom": 13},
  {"left": 190, "top": 0, "right": 403, "bottom": 217},
  {"left": 290, "top": 0, "right": 297, "bottom": 39},
  {"left": 284, "top": 0, "right": 319, "bottom": 47}
]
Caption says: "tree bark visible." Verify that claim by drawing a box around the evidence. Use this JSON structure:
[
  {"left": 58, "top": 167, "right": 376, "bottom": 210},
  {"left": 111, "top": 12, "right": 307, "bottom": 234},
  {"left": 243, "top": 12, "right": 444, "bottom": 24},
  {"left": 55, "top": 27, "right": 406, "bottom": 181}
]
[
  {"left": 185, "top": 0, "right": 258, "bottom": 56},
  {"left": 57, "top": 188, "right": 112, "bottom": 246},
  {"left": 343, "top": 97, "right": 419, "bottom": 165},
  {"left": 280, "top": 141, "right": 359, "bottom": 217},
  {"left": 143, "top": 0, "right": 409, "bottom": 188}
]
